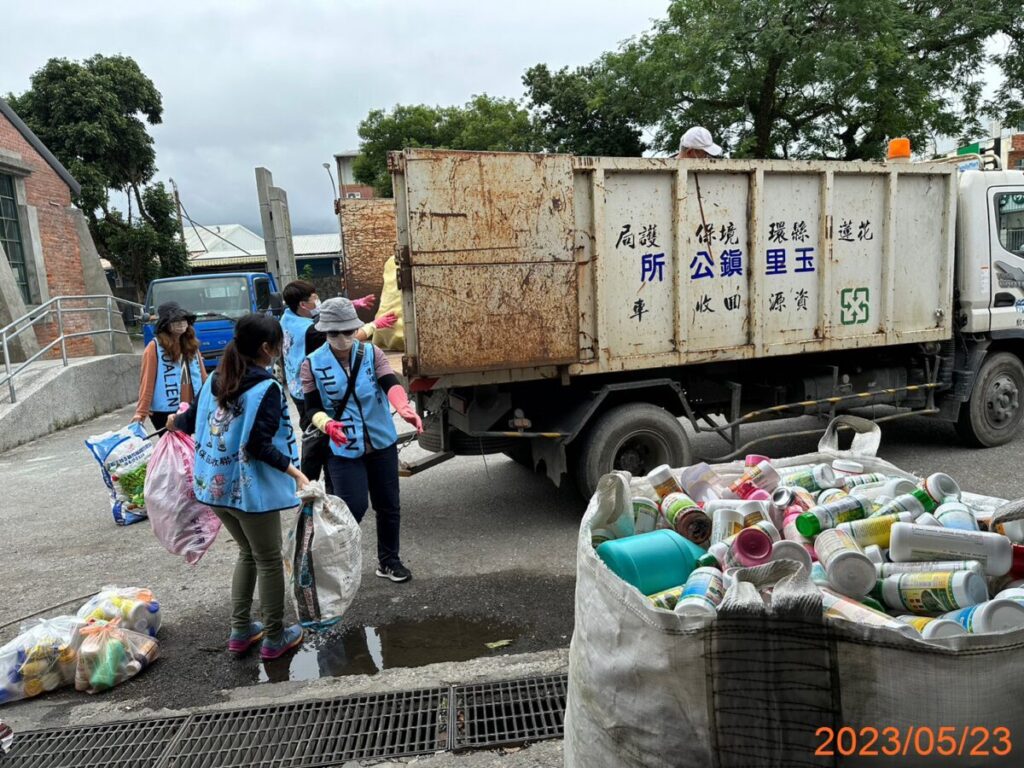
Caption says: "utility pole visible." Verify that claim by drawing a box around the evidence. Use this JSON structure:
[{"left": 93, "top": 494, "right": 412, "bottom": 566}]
[
  {"left": 168, "top": 178, "right": 188, "bottom": 252},
  {"left": 255, "top": 167, "right": 298, "bottom": 286}
]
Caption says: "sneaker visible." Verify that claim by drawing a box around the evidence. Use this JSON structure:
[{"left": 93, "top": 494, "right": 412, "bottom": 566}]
[
  {"left": 376, "top": 561, "right": 412, "bottom": 583},
  {"left": 260, "top": 624, "right": 304, "bottom": 660},
  {"left": 227, "top": 621, "right": 265, "bottom": 655}
]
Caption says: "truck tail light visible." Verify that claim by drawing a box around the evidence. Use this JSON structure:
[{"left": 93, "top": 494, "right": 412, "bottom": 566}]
[{"left": 410, "top": 377, "right": 438, "bottom": 393}]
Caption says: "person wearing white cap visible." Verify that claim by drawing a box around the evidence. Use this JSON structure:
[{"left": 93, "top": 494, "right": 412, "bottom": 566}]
[{"left": 678, "top": 126, "right": 724, "bottom": 158}]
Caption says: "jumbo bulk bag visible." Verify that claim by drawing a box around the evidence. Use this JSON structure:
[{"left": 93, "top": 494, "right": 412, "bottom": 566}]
[{"left": 564, "top": 417, "right": 1024, "bottom": 768}]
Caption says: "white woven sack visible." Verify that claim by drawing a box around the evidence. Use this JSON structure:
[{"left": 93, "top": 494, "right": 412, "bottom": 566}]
[{"left": 565, "top": 416, "right": 1024, "bottom": 768}]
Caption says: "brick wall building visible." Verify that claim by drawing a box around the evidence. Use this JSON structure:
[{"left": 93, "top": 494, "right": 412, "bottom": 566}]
[
  {"left": 1010, "top": 133, "right": 1024, "bottom": 173},
  {"left": 339, "top": 199, "right": 396, "bottom": 315},
  {"left": 0, "top": 97, "right": 117, "bottom": 359}
]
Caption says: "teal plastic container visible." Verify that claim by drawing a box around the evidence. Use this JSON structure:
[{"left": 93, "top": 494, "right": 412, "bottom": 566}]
[{"left": 596, "top": 530, "right": 706, "bottom": 595}]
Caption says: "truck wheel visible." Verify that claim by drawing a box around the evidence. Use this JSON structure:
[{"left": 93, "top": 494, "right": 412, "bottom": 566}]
[
  {"left": 574, "top": 403, "right": 691, "bottom": 499},
  {"left": 956, "top": 352, "right": 1024, "bottom": 447}
]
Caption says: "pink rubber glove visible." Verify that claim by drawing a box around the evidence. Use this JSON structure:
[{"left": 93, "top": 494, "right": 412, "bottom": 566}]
[
  {"left": 374, "top": 312, "right": 398, "bottom": 330},
  {"left": 387, "top": 385, "right": 423, "bottom": 433},
  {"left": 324, "top": 420, "right": 348, "bottom": 447},
  {"left": 352, "top": 294, "right": 376, "bottom": 311}
]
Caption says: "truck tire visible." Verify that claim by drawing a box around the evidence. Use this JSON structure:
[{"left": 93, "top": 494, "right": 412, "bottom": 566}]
[
  {"left": 956, "top": 352, "right": 1024, "bottom": 447},
  {"left": 574, "top": 403, "right": 692, "bottom": 499}
]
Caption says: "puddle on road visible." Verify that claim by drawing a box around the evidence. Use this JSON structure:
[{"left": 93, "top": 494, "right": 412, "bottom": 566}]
[{"left": 258, "top": 616, "right": 521, "bottom": 683}]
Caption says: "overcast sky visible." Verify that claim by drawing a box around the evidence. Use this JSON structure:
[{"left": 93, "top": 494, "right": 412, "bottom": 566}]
[{"left": 3, "top": 0, "right": 668, "bottom": 235}]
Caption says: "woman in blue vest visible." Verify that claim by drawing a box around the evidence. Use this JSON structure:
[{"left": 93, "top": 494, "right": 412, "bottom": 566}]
[
  {"left": 168, "top": 313, "right": 309, "bottom": 660},
  {"left": 132, "top": 302, "right": 206, "bottom": 430},
  {"left": 299, "top": 298, "right": 423, "bottom": 583}
]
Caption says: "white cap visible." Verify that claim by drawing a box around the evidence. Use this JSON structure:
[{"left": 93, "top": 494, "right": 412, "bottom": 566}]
[{"left": 679, "top": 126, "right": 723, "bottom": 157}]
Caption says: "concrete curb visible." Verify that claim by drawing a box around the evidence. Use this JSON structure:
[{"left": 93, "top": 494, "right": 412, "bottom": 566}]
[{"left": 0, "top": 354, "right": 140, "bottom": 453}]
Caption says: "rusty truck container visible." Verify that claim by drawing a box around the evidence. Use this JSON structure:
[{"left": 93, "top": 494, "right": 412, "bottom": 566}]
[{"left": 390, "top": 149, "right": 957, "bottom": 385}]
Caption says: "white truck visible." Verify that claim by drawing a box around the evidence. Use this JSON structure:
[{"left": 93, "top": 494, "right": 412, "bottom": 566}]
[{"left": 388, "top": 149, "right": 1024, "bottom": 496}]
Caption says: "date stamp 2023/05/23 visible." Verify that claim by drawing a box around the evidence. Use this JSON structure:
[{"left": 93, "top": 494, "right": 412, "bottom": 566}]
[{"left": 815, "top": 726, "right": 1012, "bottom": 759}]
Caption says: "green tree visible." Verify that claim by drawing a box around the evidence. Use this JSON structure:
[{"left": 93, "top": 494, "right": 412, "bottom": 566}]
[
  {"left": 7, "top": 55, "right": 188, "bottom": 297},
  {"left": 353, "top": 95, "right": 540, "bottom": 196},
  {"left": 598, "top": 0, "right": 1015, "bottom": 159},
  {"left": 522, "top": 63, "right": 646, "bottom": 156}
]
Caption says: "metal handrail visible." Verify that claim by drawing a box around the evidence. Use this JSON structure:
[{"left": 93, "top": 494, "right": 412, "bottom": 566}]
[{"left": 1, "top": 294, "right": 145, "bottom": 404}]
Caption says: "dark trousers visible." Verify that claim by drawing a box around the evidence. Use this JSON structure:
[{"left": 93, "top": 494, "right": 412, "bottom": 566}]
[
  {"left": 150, "top": 412, "right": 171, "bottom": 431},
  {"left": 326, "top": 443, "right": 401, "bottom": 567},
  {"left": 295, "top": 397, "right": 334, "bottom": 495}
]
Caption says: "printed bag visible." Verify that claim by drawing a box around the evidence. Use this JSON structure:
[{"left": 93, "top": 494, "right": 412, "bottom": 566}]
[{"left": 85, "top": 423, "right": 152, "bottom": 525}]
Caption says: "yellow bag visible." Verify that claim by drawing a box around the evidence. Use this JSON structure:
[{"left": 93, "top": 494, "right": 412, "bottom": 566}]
[{"left": 372, "top": 256, "right": 404, "bottom": 351}]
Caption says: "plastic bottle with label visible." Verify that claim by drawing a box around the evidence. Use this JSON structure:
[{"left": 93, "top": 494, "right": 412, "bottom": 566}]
[
  {"left": 770, "top": 539, "right": 812, "bottom": 570},
  {"left": 835, "top": 472, "right": 890, "bottom": 492},
  {"left": 820, "top": 588, "right": 920, "bottom": 638},
  {"left": 876, "top": 559, "right": 984, "bottom": 578},
  {"left": 933, "top": 500, "right": 980, "bottom": 532},
  {"left": 939, "top": 599, "right": 1024, "bottom": 633},
  {"left": 782, "top": 509, "right": 817, "bottom": 561},
  {"left": 870, "top": 491, "right": 933, "bottom": 519},
  {"left": 888, "top": 523, "right": 1013, "bottom": 576},
  {"left": 877, "top": 570, "right": 988, "bottom": 614},
  {"left": 920, "top": 473, "right": 961, "bottom": 504},
  {"left": 596, "top": 530, "right": 706, "bottom": 596},
  {"left": 796, "top": 496, "right": 868, "bottom": 537},
  {"left": 814, "top": 528, "right": 877, "bottom": 597},
  {"left": 674, "top": 566, "right": 726, "bottom": 618},
  {"left": 779, "top": 464, "right": 836, "bottom": 493},
  {"left": 831, "top": 459, "right": 864, "bottom": 476},
  {"left": 632, "top": 497, "right": 661, "bottom": 535},
  {"left": 679, "top": 463, "right": 733, "bottom": 503},
  {"left": 710, "top": 508, "right": 744, "bottom": 546},
  {"left": 646, "top": 465, "right": 682, "bottom": 501},
  {"left": 661, "top": 493, "right": 711, "bottom": 547},
  {"left": 697, "top": 522, "right": 778, "bottom": 570},
  {"left": 835, "top": 511, "right": 914, "bottom": 549},
  {"left": 897, "top": 615, "right": 968, "bottom": 639},
  {"left": 729, "top": 460, "right": 781, "bottom": 499}
]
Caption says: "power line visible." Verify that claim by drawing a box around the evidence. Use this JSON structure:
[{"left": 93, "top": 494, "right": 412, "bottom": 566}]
[{"left": 178, "top": 200, "right": 255, "bottom": 256}]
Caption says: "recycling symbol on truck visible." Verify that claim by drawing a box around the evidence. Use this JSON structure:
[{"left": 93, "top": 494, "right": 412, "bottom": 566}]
[{"left": 840, "top": 287, "right": 870, "bottom": 326}]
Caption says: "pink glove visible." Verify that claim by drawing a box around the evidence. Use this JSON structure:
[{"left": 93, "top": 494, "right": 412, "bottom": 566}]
[
  {"left": 325, "top": 420, "right": 348, "bottom": 447},
  {"left": 374, "top": 312, "right": 398, "bottom": 330},
  {"left": 352, "top": 294, "right": 376, "bottom": 311},
  {"left": 387, "top": 385, "right": 423, "bottom": 433}
]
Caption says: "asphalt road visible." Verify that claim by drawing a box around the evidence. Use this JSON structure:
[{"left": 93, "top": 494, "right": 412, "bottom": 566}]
[{"left": 2, "top": 402, "right": 1022, "bottom": 730}]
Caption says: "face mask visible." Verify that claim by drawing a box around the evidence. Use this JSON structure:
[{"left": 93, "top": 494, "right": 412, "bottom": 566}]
[
  {"left": 328, "top": 333, "right": 354, "bottom": 352},
  {"left": 310, "top": 306, "right": 321, "bottom": 319}
]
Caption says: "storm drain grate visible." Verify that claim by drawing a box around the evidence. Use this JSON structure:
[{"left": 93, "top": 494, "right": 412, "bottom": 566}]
[
  {"left": 155, "top": 686, "right": 449, "bottom": 767},
  {"left": 451, "top": 674, "right": 567, "bottom": 751},
  {"left": 5, "top": 716, "right": 187, "bottom": 768}
]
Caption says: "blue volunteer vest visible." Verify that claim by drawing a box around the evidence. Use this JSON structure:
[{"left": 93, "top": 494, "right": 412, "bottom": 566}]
[
  {"left": 280, "top": 308, "right": 314, "bottom": 400},
  {"left": 308, "top": 342, "right": 397, "bottom": 458},
  {"left": 192, "top": 373, "right": 299, "bottom": 513},
  {"left": 151, "top": 343, "right": 203, "bottom": 412}
]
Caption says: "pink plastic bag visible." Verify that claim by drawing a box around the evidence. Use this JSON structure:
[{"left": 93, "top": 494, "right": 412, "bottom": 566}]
[{"left": 143, "top": 430, "right": 221, "bottom": 564}]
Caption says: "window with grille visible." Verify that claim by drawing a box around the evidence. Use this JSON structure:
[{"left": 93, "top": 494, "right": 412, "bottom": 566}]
[{"left": 0, "top": 173, "right": 29, "bottom": 303}]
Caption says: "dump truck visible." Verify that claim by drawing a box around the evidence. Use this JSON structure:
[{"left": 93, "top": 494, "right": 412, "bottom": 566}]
[{"left": 388, "top": 148, "right": 1024, "bottom": 496}]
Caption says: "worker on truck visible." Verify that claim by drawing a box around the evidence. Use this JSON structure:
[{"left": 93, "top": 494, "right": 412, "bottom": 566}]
[{"left": 677, "top": 126, "right": 724, "bottom": 159}]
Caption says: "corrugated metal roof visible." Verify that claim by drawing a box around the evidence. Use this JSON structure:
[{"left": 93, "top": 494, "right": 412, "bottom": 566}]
[
  {"left": 294, "top": 233, "right": 341, "bottom": 255},
  {"left": 184, "top": 224, "right": 264, "bottom": 256},
  {"left": 185, "top": 225, "right": 340, "bottom": 265}
]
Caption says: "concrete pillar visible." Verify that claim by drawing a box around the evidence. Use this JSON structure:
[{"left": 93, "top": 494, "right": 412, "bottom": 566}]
[
  {"left": 72, "top": 209, "right": 133, "bottom": 354},
  {"left": 0, "top": 240, "right": 41, "bottom": 364},
  {"left": 255, "top": 167, "right": 297, "bottom": 286}
]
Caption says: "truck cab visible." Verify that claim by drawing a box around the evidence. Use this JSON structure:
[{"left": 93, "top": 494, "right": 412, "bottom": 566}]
[{"left": 142, "top": 272, "right": 282, "bottom": 368}]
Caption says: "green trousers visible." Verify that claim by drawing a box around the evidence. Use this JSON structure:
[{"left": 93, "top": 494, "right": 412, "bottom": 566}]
[{"left": 211, "top": 506, "right": 286, "bottom": 637}]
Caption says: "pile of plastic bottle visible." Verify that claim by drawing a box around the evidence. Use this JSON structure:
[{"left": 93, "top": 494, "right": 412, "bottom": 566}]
[
  {"left": 592, "top": 458, "right": 1024, "bottom": 639},
  {"left": 0, "top": 586, "right": 161, "bottom": 706}
]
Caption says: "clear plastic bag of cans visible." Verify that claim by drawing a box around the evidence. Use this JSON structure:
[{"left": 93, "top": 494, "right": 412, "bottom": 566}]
[
  {"left": 76, "top": 587, "right": 161, "bottom": 637},
  {"left": 0, "top": 616, "right": 85, "bottom": 705},
  {"left": 74, "top": 619, "right": 159, "bottom": 694}
]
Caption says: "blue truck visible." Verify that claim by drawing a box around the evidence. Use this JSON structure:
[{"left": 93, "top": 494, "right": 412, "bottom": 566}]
[{"left": 142, "top": 272, "right": 282, "bottom": 368}]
